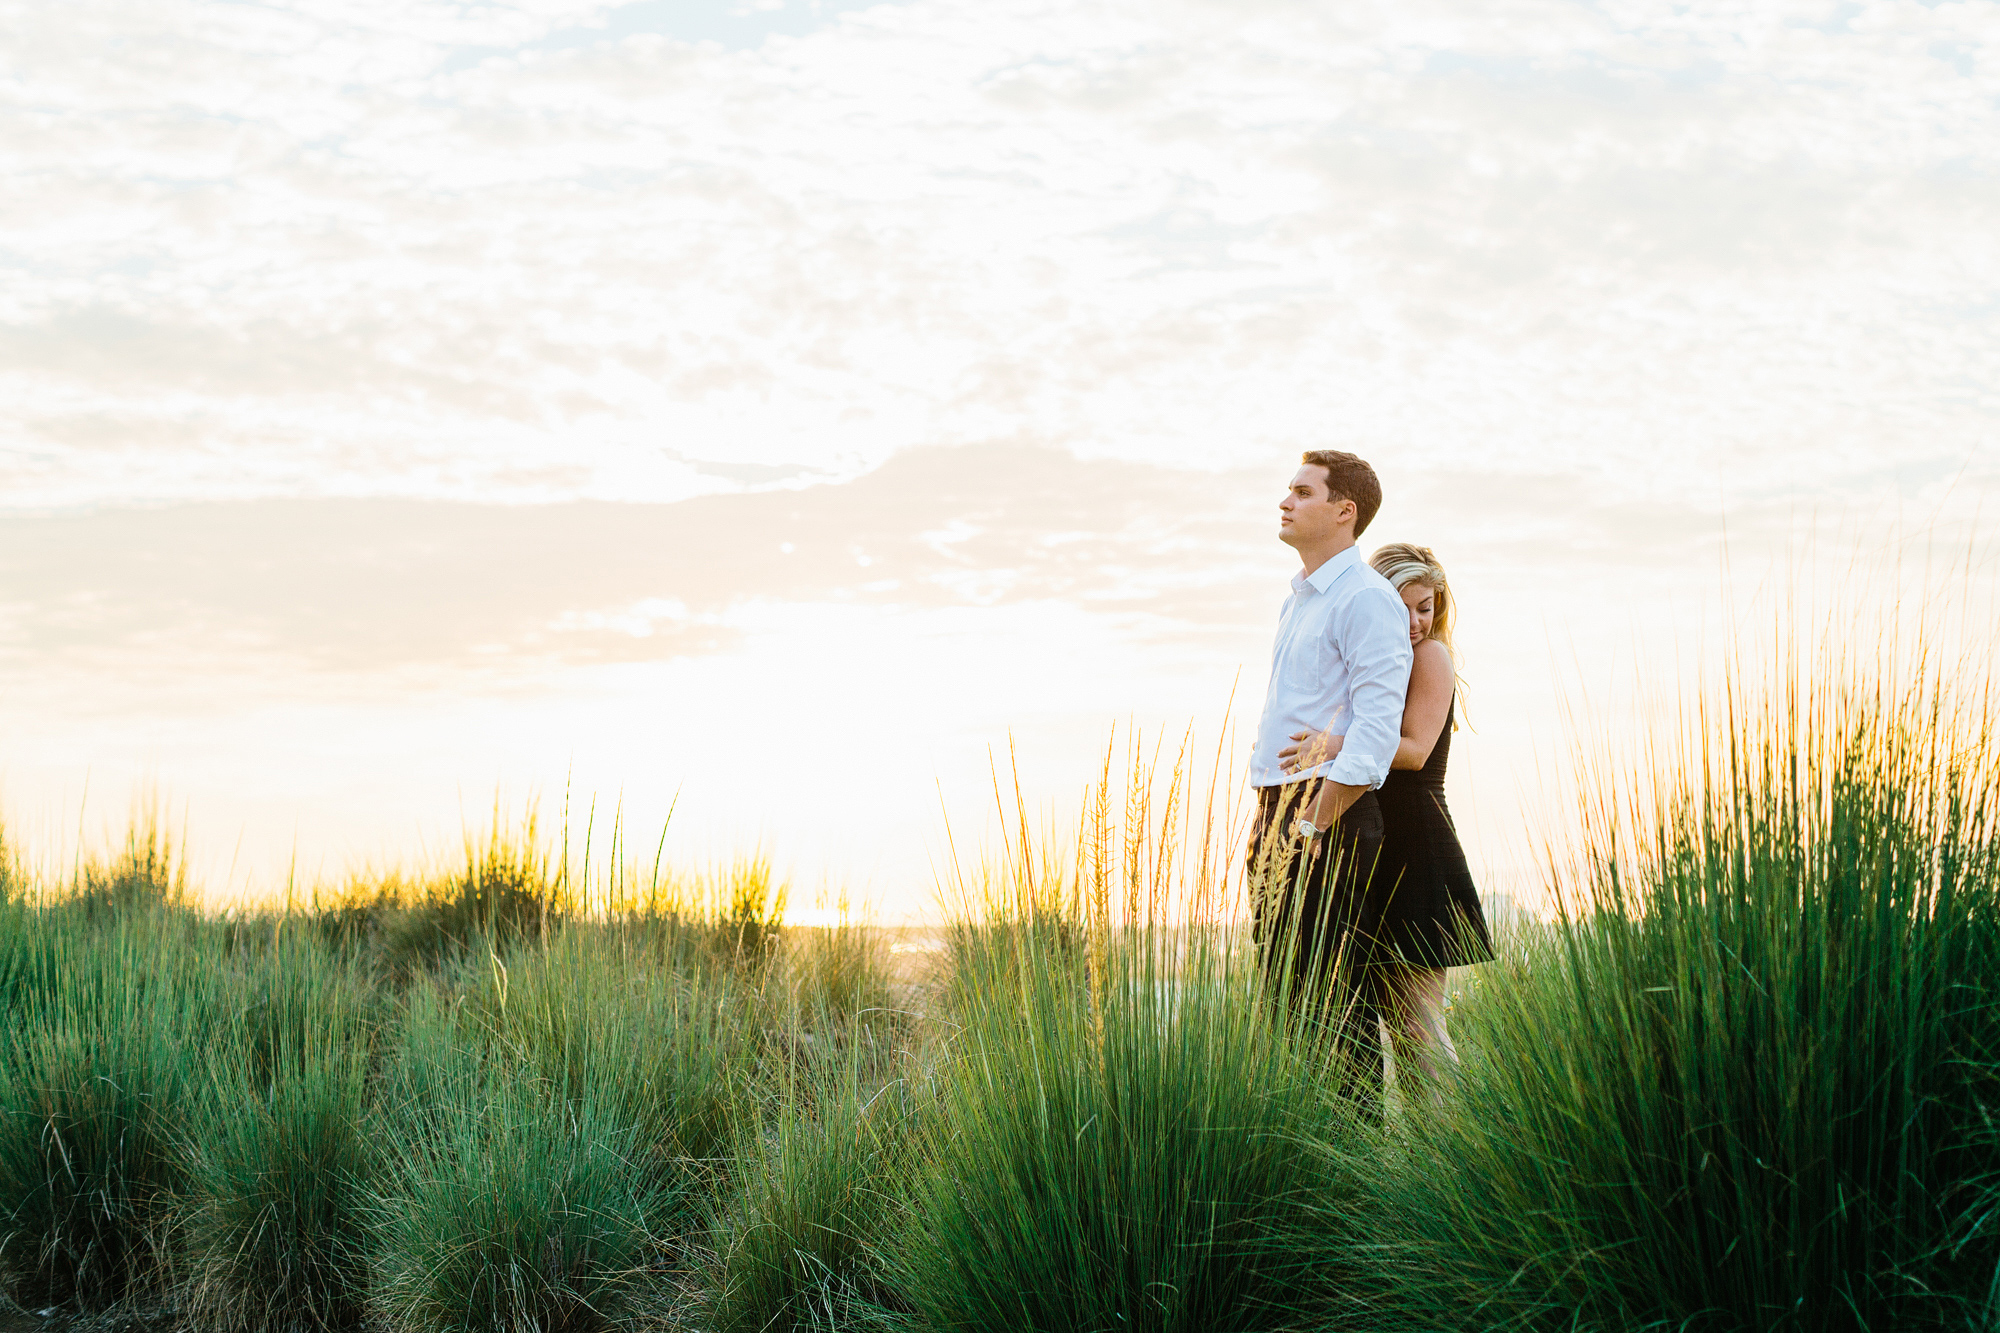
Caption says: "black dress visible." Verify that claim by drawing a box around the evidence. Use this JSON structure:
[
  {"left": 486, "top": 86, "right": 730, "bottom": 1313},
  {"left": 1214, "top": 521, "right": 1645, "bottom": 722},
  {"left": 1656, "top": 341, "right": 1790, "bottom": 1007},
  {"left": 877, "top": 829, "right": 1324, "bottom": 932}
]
[{"left": 1372, "top": 701, "right": 1494, "bottom": 968}]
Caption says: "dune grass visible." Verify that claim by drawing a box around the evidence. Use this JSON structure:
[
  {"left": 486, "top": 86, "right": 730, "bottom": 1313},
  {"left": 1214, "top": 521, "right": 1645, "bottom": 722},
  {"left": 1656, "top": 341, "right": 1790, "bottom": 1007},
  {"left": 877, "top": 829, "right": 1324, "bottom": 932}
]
[
  {"left": 2, "top": 608, "right": 1998, "bottom": 1332},
  {"left": 1315, "top": 628, "right": 2000, "bottom": 1331},
  {"left": 65, "top": 807, "right": 190, "bottom": 921},
  {"left": 706, "top": 1067, "right": 922, "bottom": 1333},
  {"left": 371, "top": 1059, "right": 666, "bottom": 1333},
  {"left": 0, "top": 831, "right": 819, "bottom": 1323},
  {"left": 180, "top": 1047, "right": 374, "bottom": 1333},
  {"left": 896, "top": 917, "right": 1359, "bottom": 1333},
  {"left": 430, "top": 927, "right": 761, "bottom": 1199},
  {"left": 0, "top": 912, "right": 214, "bottom": 1307},
  {"left": 176, "top": 932, "right": 382, "bottom": 1332},
  {"left": 0, "top": 823, "right": 23, "bottom": 905},
  {"left": 884, "top": 734, "right": 1365, "bottom": 1333}
]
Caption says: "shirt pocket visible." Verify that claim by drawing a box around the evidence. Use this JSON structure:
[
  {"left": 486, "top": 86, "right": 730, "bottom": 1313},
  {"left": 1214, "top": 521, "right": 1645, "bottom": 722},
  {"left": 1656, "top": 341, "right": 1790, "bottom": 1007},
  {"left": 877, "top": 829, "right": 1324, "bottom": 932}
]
[
  {"left": 1309, "top": 627, "right": 1344, "bottom": 679},
  {"left": 1279, "top": 627, "right": 1334, "bottom": 682}
]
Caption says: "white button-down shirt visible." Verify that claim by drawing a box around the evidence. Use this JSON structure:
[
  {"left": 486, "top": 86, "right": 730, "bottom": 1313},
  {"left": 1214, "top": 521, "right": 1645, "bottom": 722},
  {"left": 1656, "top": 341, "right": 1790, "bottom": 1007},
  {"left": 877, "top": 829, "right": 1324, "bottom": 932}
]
[{"left": 1250, "top": 545, "right": 1412, "bottom": 791}]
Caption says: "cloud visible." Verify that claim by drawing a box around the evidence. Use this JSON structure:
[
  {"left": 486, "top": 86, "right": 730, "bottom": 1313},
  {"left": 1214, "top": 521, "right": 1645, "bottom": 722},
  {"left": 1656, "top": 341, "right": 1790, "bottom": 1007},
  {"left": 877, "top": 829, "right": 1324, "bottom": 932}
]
[
  {"left": 1, "top": 0, "right": 1993, "bottom": 514},
  {"left": 0, "top": 439, "right": 1781, "bottom": 699},
  {"left": 8, "top": 0, "right": 1996, "bottom": 907},
  {"left": 0, "top": 445, "right": 1249, "bottom": 674}
]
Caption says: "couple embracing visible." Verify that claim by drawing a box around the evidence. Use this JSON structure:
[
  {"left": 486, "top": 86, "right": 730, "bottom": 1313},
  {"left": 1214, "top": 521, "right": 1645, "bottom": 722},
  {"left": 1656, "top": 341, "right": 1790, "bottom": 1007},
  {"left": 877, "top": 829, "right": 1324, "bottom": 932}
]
[{"left": 1246, "top": 450, "right": 1493, "bottom": 1113}]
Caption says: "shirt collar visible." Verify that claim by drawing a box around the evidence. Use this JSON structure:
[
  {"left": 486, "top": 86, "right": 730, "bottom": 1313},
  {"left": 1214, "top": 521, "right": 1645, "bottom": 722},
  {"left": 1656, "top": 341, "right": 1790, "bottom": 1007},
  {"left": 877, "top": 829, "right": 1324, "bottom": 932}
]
[{"left": 1290, "top": 543, "right": 1362, "bottom": 595}]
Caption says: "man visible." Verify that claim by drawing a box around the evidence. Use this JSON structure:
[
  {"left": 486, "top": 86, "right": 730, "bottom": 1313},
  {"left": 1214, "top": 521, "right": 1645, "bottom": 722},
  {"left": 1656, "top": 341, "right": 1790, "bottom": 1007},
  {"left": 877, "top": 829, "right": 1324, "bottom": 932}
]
[{"left": 1247, "top": 449, "right": 1411, "bottom": 1105}]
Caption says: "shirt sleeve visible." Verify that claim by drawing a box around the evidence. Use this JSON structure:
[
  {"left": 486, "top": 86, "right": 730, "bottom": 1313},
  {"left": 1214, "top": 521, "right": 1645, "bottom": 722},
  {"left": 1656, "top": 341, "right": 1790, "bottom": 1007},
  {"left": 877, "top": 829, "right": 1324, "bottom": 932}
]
[{"left": 1324, "top": 587, "right": 1413, "bottom": 790}]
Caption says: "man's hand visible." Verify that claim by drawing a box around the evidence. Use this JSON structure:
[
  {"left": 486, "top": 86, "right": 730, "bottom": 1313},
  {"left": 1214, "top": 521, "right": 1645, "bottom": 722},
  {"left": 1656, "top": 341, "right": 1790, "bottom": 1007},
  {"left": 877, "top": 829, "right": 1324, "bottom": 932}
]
[{"left": 1278, "top": 728, "right": 1346, "bottom": 776}]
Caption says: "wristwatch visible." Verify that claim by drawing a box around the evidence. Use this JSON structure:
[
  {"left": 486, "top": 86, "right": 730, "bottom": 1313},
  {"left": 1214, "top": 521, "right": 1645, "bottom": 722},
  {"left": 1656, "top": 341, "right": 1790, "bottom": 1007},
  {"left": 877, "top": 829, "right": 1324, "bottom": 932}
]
[{"left": 1292, "top": 816, "right": 1321, "bottom": 840}]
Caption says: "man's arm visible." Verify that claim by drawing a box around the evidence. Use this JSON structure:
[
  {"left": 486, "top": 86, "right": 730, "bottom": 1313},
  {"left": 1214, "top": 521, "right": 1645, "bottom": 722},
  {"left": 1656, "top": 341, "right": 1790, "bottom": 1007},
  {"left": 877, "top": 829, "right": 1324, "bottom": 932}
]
[
  {"left": 1304, "top": 588, "right": 1412, "bottom": 830},
  {"left": 1304, "top": 777, "right": 1369, "bottom": 831}
]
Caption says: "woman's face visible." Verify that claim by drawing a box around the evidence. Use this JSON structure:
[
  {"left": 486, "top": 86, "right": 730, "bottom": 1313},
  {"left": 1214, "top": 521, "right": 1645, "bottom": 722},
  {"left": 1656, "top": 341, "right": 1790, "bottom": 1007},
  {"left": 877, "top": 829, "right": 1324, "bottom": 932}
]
[{"left": 1400, "top": 582, "right": 1436, "bottom": 645}]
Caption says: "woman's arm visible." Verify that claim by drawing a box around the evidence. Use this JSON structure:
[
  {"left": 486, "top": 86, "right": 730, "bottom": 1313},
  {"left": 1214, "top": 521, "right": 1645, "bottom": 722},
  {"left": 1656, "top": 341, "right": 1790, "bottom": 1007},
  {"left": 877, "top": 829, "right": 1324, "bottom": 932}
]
[
  {"left": 1392, "top": 639, "right": 1453, "bottom": 770},
  {"left": 1277, "top": 728, "right": 1343, "bottom": 775},
  {"left": 1279, "top": 642, "right": 1456, "bottom": 777}
]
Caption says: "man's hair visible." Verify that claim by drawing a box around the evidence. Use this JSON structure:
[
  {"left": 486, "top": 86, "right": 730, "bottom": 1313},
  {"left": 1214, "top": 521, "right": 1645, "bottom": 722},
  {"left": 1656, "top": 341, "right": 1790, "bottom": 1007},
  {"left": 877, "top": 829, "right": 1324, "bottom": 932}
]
[{"left": 1299, "top": 450, "right": 1382, "bottom": 536}]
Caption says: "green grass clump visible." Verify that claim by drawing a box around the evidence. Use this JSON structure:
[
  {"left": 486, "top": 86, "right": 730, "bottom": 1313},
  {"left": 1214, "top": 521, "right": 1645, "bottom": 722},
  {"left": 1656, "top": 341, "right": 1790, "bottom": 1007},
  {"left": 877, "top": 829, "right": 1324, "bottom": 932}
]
[
  {"left": 895, "top": 915, "right": 1355, "bottom": 1333},
  {"left": 0, "top": 896, "right": 62, "bottom": 1014},
  {"left": 216, "top": 930, "right": 385, "bottom": 1084},
  {"left": 0, "top": 823, "right": 23, "bottom": 904},
  {"left": 707, "top": 1074, "right": 920, "bottom": 1333},
  {"left": 178, "top": 934, "right": 381, "bottom": 1332},
  {"left": 782, "top": 920, "right": 893, "bottom": 1031},
  {"left": 1330, "top": 637, "right": 2000, "bottom": 1331},
  {"left": 713, "top": 857, "right": 788, "bottom": 967},
  {"left": 299, "top": 872, "right": 421, "bottom": 958},
  {"left": 374, "top": 814, "right": 566, "bottom": 976},
  {"left": 180, "top": 1051, "right": 373, "bottom": 1333},
  {"left": 372, "top": 1075, "right": 665, "bottom": 1333},
  {"left": 65, "top": 811, "right": 190, "bottom": 920},
  {"left": 0, "top": 917, "right": 211, "bottom": 1308},
  {"left": 611, "top": 856, "right": 790, "bottom": 978},
  {"left": 0, "top": 1022, "right": 187, "bottom": 1307},
  {"left": 884, "top": 733, "right": 1356, "bottom": 1332},
  {"left": 1945, "top": 1108, "right": 2000, "bottom": 1330},
  {"left": 443, "top": 930, "right": 757, "bottom": 1191}
]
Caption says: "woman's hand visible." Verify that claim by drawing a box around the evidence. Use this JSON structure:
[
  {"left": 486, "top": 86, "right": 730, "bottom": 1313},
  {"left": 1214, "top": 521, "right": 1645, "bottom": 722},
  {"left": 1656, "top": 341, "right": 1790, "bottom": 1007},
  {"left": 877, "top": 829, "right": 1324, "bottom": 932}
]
[{"left": 1277, "top": 728, "right": 1345, "bottom": 775}]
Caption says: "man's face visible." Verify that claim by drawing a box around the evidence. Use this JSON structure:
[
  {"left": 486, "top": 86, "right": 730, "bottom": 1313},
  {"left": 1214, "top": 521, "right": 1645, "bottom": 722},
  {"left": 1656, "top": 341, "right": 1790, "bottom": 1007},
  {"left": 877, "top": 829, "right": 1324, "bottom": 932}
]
[{"left": 1277, "top": 465, "right": 1353, "bottom": 550}]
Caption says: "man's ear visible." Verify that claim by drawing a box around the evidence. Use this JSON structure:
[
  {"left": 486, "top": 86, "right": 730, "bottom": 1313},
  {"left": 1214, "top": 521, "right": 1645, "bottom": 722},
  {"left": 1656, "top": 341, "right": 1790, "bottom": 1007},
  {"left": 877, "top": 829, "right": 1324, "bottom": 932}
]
[{"left": 1336, "top": 497, "right": 1358, "bottom": 528}]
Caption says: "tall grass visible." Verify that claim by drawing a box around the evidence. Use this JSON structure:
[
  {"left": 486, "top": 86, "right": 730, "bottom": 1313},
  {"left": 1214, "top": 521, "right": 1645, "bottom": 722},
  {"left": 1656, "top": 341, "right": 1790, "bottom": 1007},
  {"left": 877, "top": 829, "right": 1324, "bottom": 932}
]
[
  {"left": 608, "top": 855, "right": 790, "bottom": 977},
  {"left": 438, "top": 928, "right": 758, "bottom": 1190},
  {"left": 372, "top": 810, "right": 567, "bottom": 975},
  {"left": 67, "top": 808, "right": 190, "bottom": 919},
  {"left": 7, "top": 602, "right": 2000, "bottom": 1333},
  {"left": 891, "top": 734, "right": 1361, "bottom": 1333},
  {"left": 0, "top": 821, "right": 23, "bottom": 904},
  {"left": 178, "top": 934, "right": 381, "bottom": 1333},
  {"left": 1329, "top": 621, "right": 2000, "bottom": 1330},
  {"left": 180, "top": 1049, "right": 373, "bottom": 1333},
  {"left": 781, "top": 920, "right": 894, "bottom": 1032},
  {"left": 0, "top": 913, "right": 215, "bottom": 1307},
  {"left": 372, "top": 1074, "right": 665, "bottom": 1333},
  {"left": 897, "top": 919, "right": 1356, "bottom": 1333},
  {"left": 366, "top": 915, "right": 781, "bottom": 1333},
  {"left": 707, "top": 1070, "right": 922, "bottom": 1333}
]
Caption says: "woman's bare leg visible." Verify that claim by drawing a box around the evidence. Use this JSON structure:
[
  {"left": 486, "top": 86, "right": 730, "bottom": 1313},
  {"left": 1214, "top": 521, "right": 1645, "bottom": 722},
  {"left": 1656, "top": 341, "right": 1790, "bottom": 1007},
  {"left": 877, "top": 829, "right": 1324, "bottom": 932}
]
[{"left": 1383, "top": 964, "right": 1457, "bottom": 1098}]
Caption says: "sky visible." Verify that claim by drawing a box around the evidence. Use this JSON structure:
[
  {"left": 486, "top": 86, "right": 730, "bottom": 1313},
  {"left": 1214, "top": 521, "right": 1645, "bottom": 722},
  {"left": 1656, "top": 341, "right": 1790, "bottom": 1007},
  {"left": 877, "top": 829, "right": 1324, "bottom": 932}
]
[{"left": 2, "top": 0, "right": 1996, "bottom": 917}]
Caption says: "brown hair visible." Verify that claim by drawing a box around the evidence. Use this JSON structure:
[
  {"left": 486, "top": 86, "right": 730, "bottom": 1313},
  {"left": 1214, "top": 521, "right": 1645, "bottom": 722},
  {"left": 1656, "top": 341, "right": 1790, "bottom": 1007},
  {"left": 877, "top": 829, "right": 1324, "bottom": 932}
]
[{"left": 1299, "top": 450, "right": 1382, "bottom": 536}]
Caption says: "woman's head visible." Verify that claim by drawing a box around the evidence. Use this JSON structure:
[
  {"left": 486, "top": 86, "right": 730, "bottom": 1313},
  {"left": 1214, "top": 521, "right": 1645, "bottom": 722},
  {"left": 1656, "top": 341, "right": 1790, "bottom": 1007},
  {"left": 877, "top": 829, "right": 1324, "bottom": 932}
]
[{"left": 1369, "top": 542, "right": 1454, "bottom": 653}]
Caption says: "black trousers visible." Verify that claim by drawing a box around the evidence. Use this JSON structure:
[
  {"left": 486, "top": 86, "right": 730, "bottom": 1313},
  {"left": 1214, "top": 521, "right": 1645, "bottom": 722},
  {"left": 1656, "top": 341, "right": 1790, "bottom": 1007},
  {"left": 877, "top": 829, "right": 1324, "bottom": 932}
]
[{"left": 1247, "top": 780, "right": 1389, "bottom": 1111}]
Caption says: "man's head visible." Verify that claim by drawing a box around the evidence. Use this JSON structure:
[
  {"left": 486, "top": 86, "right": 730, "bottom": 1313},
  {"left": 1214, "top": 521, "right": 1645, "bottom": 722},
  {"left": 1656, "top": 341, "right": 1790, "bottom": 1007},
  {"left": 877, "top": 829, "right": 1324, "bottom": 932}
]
[{"left": 1278, "top": 450, "right": 1381, "bottom": 555}]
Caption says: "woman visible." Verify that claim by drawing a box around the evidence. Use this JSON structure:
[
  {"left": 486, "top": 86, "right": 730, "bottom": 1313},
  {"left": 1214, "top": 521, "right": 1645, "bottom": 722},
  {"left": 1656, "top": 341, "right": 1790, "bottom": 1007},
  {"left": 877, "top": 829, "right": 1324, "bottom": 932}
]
[{"left": 1276, "top": 542, "right": 1493, "bottom": 1085}]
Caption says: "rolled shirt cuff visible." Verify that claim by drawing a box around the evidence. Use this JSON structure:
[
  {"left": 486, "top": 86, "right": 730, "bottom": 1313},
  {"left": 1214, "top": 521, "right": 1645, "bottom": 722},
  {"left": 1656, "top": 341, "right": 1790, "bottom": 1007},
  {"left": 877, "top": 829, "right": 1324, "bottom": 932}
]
[{"left": 1324, "top": 750, "right": 1386, "bottom": 790}]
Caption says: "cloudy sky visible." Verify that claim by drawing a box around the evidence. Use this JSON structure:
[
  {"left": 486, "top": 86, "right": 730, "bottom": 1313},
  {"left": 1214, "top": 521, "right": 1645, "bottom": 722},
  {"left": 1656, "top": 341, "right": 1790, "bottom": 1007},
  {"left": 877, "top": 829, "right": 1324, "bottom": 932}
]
[{"left": 3, "top": 0, "right": 1996, "bottom": 914}]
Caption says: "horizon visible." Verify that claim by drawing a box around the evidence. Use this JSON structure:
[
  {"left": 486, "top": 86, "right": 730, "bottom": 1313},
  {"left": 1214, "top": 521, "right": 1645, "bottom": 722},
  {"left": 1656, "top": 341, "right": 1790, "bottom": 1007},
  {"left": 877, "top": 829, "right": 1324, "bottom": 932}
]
[{"left": 7, "top": 479, "right": 1989, "bottom": 921}]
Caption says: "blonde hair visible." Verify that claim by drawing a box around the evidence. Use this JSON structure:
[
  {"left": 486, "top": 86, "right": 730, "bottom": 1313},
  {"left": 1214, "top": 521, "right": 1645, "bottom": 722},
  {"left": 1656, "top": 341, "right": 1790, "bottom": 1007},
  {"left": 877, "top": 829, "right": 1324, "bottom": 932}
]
[
  {"left": 1372, "top": 543, "right": 1467, "bottom": 727},
  {"left": 1369, "top": 542, "right": 1456, "bottom": 659}
]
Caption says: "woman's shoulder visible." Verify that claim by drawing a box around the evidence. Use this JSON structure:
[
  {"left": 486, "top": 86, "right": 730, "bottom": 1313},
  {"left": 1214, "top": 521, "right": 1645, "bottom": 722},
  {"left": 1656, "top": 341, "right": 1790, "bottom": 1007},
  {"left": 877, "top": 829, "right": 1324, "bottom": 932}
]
[{"left": 1413, "top": 637, "right": 1453, "bottom": 672}]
